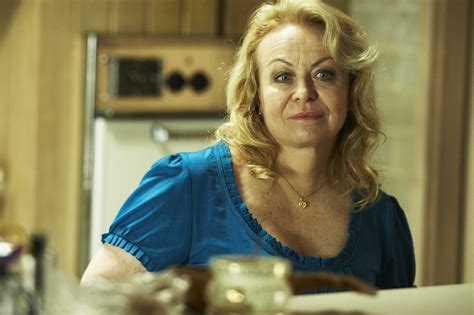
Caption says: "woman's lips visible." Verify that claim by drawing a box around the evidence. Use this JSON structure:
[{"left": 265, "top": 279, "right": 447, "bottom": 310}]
[{"left": 288, "top": 112, "right": 325, "bottom": 120}]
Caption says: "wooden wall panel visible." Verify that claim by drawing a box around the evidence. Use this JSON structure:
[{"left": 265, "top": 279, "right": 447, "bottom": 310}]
[
  {"left": 223, "top": 0, "right": 348, "bottom": 37},
  {"left": 108, "top": 0, "right": 147, "bottom": 33},
  {"left": 0, "top": 2, "right": 10, "bottom": 222},
  {"left": 34, "top": 0, "right": 84, "bottom": 276},
  {"left": 68, "top": 0, "right": 88, "bottom": 278},
  {"left": 0, "top": 1, "right": 19, "bottom": 42},
  {"left": 181, "top": 0, "right": 218, "bottom": 35},
  {"left": 223, "top": 0, "right": 262, "bottom": 37},
  {"left": 0, "top": 1, "right": 15, "bottom": 222},
  {"left": 145, "top": 0, "right": 181, "bottom": 34},
  {"left": 79, "top": 0, "right": 110, "bottom": 33},
  {"left": 0, "top": 4, "right": 10, "bottom": 221},
  {"left": 0, "top": 0, "right": 41, "bottom": 232}
]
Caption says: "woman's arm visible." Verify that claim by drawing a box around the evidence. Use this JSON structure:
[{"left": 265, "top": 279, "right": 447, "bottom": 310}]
[
  {"left": 82, "top": 153, "right": 194, "bottom": 285},
  {"left": 80, "top": 244, "right": 146, "bottom": 286}
]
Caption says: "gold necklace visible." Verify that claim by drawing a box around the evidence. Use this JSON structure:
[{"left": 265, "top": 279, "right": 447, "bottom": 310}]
[{"left": 278, "top": 174, "right": 326, "bottom": 209}]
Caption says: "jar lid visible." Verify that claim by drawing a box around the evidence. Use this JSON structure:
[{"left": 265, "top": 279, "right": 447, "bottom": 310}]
[{"left": 210, "top": 255, "right": 292, "bottom": 278}]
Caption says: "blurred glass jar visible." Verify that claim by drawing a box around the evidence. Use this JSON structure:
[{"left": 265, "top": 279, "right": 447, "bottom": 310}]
[{"left": 206, "top": 256, "right": 292, "bottom": 314}]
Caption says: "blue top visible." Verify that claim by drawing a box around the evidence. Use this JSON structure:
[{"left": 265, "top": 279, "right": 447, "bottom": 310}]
[{"left": 103, "top": 141, "right": 416, "bottom": 290}]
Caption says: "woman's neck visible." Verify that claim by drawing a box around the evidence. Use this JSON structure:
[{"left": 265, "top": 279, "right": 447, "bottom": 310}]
[{"left": 274, "top": 145, "right": 331, "bottom": 188}]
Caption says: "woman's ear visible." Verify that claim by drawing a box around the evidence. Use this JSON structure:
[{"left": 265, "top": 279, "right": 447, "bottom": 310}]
[{"left": 254, "top": 93, "right": 263, "bottom": 115}]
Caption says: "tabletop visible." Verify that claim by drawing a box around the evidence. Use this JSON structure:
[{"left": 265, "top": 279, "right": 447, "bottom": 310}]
[{"left": 286, "top": 283, "right": 474, "bottom": 314}]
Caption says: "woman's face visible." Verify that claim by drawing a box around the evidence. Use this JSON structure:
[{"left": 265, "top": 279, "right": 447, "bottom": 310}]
[{"left": 256, "top": 24, "right": 349, "bottom": 150}]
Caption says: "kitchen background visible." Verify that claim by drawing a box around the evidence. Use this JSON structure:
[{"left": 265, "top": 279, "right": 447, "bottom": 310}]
[{"left": 0, "top": 0, "right": 472, "bottom": 287}]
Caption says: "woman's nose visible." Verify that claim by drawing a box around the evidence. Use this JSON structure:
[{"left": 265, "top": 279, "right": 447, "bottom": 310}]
[{"left": 293, "top": 77, "right": 318, "bottom": 103}]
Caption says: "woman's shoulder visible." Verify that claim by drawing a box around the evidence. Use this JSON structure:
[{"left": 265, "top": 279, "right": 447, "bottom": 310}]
[
  {"left": 182, "top": 140, "right": 227, "bottom": 164},
  {"left": 368, "top": 192, "right": 415, "bottom": 288},
  {"left": 358, "top": 190, "right": 410, "bottom": 228},
  {"left": 364, "top": 190, "right": 412, "bottom": 236},
  {"left": 366, "top": 190, "right": 404, "bottom": 213},
  {"left": 148, "top": 141, "right": 227, "bottom": 174}
]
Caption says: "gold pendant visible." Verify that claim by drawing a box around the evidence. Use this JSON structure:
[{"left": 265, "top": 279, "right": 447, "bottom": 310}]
[{"left": 298, "top": 198, "right": 307, "bottom": 209}]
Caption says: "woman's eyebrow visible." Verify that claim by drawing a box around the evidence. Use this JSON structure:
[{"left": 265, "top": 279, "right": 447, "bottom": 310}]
[
  {"left": 310, "top": 56, "right": 332, "bottom": 67},
  {"left": 267, "top": 56, "right": 332, "bottom": 67},
  {"left": 267, "top": 58, "right": 293, "bottom": 67}
]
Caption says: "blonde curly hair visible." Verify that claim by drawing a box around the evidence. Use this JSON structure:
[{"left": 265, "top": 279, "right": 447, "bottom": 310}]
[{"left": 215, "top": 0, "right": 381, "bottom": 207}]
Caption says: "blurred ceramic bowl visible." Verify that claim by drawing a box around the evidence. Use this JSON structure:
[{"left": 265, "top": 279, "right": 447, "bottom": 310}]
[{"left": 0, "top": 242, "right": 21, "bottom": 275}]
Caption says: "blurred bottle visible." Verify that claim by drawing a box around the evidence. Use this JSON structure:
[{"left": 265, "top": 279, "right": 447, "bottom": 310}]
[{"left": 30, "top": 234, "right": 56, "bottom": 315}]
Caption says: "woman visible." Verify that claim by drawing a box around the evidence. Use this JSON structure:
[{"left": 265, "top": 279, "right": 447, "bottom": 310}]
[{"left": 82, "top": 0, "right": 415, "bottom": 290}]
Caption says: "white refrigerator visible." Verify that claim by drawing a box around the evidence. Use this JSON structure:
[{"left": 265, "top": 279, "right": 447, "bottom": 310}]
[{"left": 88, "top": 117, "right": 222, "bottom": 260}]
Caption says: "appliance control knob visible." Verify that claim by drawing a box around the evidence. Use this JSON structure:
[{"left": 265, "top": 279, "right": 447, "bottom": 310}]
[
  {"left": 166, "top": 71, "right": 185, "bottom": 92},
  {"left": 190, "top": 72, "right": 209, "bottom": 92}
]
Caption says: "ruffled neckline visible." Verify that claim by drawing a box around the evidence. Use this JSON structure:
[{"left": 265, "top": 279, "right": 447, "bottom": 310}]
[{"left": 216, "top": 141, "right": 360, "bottom": 269}]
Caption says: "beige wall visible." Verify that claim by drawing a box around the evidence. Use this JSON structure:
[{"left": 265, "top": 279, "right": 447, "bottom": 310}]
[
  {"left": 348, "top": 0, "right": 471, "bottom": 285},
  {"left": 348, "top": 0, "right": 428, "bottom": 286}
]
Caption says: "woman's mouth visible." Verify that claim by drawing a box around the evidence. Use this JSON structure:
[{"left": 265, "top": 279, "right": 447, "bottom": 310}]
[{"left": 288, "top": 112, "right": 325, "bottom": 120}]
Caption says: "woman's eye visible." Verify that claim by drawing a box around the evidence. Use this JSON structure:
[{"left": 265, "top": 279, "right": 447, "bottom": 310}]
[
  {"left": 315, "top": 70, "right": 335, "bottom": 81},
  {"left": 274, "top": 73, "right": 292, "bottom": 83}
]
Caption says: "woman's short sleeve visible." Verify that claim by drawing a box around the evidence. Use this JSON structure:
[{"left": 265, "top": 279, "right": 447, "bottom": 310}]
[
  {"left": 102, "top": 153, "right": 192, "bottom": 272},
  {"left": 377, "top": 196, "right": 416, "bottom": 288}
]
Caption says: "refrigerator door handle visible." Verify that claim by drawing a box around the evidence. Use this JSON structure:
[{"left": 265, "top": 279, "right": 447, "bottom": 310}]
[{"left": 151, "top": 123, "right": 214, "bottom": 143}]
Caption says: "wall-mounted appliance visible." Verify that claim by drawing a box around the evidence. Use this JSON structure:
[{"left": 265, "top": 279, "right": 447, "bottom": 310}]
[{"left": 94, "top": 35, "right": 234, "bottom": 115}]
